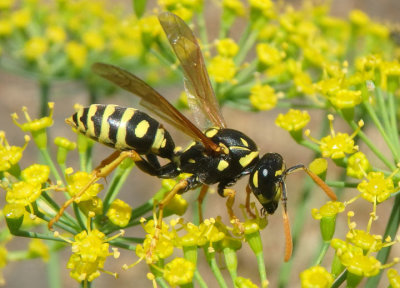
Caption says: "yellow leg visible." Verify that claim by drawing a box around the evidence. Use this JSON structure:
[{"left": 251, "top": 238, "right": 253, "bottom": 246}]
[
  {"left": 146, "top": 179, "right": 189, "bottom": 263},
  {"left": 197, "top": 185, "right": 209, "bottom": 222},
  {"left": 245, "top": 184, "right": 256, "bottom": 218},
  {"left": 223, "top": 188, "right": 244, "bottom": 233},
  {"left": 48, "top": 150, "right": 142, "bottom": 230}
]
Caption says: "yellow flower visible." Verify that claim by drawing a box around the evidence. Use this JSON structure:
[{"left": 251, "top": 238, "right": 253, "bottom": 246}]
[
  {"left": 249, "top": 0, "right": 275, "bottom": 19},
  {"left": 216, "top": 38, "right": 239, "bottom": 57},
  {"left": 349, "top": 10, "right": 370, "bottom": 27},
  {"left": 65, "top": 41, "right": 87, "bottom": 69},
  {"left": 163, "top": 258, "right": 195, "bottom": 286},
  {"left": 66, "top": 171, "right": 104, "bottom": 202},
  {"left": 12, "top": 103, "right": 54, "bottom": 132},
  {"left": 222, "top": 0, "right": 245, "bottom": 16},
  {"left": 106, "top": 199, "right": 132, "bottom": 227},
  {"left": 346, "top": 229, "right": 384, "bottom": 253},
  {"left": 346, "top": 151, "right": 371, "bottom": 179},
  {"left": 21, "top": 164, "right": 50, "bottom": 185},
  {"left": 312, "top": 201, "right": 345, "bottom": 220},
  {"left": 0, "top": 0, "right": 14, "bottom": 9},
  {"left": 328, "top": 89, "right": 362, "bottom": 109},
  {"left": 0, "top": 20, "right": 12, "bottom": 36},
  {"left": 0, "top": 131, "right": 29, "bottom": 172},
  {"left": 6, "top": 181, "right": 42, "bottom": 206},
  {"left": 208, "top": 56, "right": 236, "bottom": 83},
  {"left": 24, "top": 37, "right": 48, "bottom": 61},
  {"left": 300, "top": 265, "right": 334, "bottom": 288},
  {"left": 357, "top": 171, "right": 395, "bottom": 203},
  {"left": 306, "top": 115, "right": 362, "bottom": 159},
  {"left": 250, "top": 84, "right": 277, "bottom": 111},
  {"left": 387, "top": 269, "right": 400, "bottom": 288},
  {"left": 257, "top": 43, "right": 285, "bottom": 66},
  {"left": 293, "top": 71, "right": 315, "bottom": 95},
  {"left": 11, "top": 9, "right": 31, "bottom": 28},
  {"left": 29, "top": 239, "right": 49, "bottom": 261},
  {"left": 275, "top": 109, "right": 310, "bottom": 132},
  {"left": 83, "top": 31, "right": 105, "bottom": 51},
  {"left": 46, "top": 26, "right": 67, "bottom": 44},
  {"left": 235, "top": 277, "right": 259, "bottom": 288},
  {"left": 54, "top": 137, "right": 76, "bottom": 151}
]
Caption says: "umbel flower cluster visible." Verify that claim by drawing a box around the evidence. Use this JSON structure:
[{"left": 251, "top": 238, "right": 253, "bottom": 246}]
[{"left": 1, "top": 0, "right": 400, "bottom": 287}]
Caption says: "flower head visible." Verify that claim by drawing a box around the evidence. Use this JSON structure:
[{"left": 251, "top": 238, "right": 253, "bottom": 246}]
[
  {"left": 106, "top": 199, "right": 132, "bottom": 227},
  {"left": 250, "top": 83, "right": 277, "bottom": 111},
  {"left": 208, "top": 56, "right": 236, "bottom": 83},
  {"left": 21, "top": 164, "right": 50, "bottom": 185},
  {"left": 347, "top": 151, "right": 371, "bottom": 179},
  {"left": 24, "top": 37, "right": 48, "bottom": 61},
  {"left": 300, "top": 265, "right": 334, "bottom": 288},
  {"left": 275, "top": 109, "right": 310, "bottom": 132},
  {"left": 0, "top": 131, "right": 29, "bottom": 172},
  {"left": 357, "top": 171, "right": 395, "bottom": 203},
  {"left": 216, "top": 38, "right": 239, "bottom": 57},
  {"left": 163, "top": 258, "right": 195, "bottom": 286},
  {"left": 66, "top": 170, "right": 103, "bottom": 202}
]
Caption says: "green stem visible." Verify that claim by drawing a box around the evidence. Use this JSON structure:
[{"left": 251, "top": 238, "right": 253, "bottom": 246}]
[
  {"left": 39, "top": 148, "right": 63, "bottom": 184},
  {"left": 155, "top": 277, "right": 169, "bottom": 288},
  {"left": 365, "top": 195, "right": 400, "bottom": 287},
  {"left": 205, "top": 249, "right": 228, "bottom": 288},
  {"left": 194, "top": 270, "right": 207, "bottom": 288},
  {"left": 47, "top": 244, "right": 61, "bottom": 288},
  {"left": 387, "top": 91, "right": 400, "bottom": 156},
  {"left": 73, "top": 202, "right": 86, "bottom": 231},
  {"left": 325, "top": 180, "right": 359, "bottom": 189},
  {"left": 313, "top": 241, "right": 330, "bottom": 265},
  {"left": 363, "top": 100, "right": 399, "bottom": 165},
  {"left": 331, "top": 270, "right": 348, "bottom": 288},
  {"left": 256, "top": 252, "right": 268, "bottom": 288},
  {"left": 130, "top": 199, "right": 154, "bottom": 220},
  {"left": 41, "top": 191, "right": 78, "bottom": 228},
  {"left": 39, "top": 80, "right": 50, "bottom": 117},
  {"left": 235, "top": 23, "right": 259, "bottom": 66}
]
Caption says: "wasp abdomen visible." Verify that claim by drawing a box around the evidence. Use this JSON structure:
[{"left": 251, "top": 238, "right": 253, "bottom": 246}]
[{"left": 68, "top": 104, "right": 175, "bottom": 158}]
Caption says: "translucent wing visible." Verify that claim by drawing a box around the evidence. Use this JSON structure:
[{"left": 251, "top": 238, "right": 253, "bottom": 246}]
[
  {"left": 92, "top": 63, "right": 219, "bottom": 152},
  {"left": 158, "top": 12, "right": 227, "bottom": 128}
]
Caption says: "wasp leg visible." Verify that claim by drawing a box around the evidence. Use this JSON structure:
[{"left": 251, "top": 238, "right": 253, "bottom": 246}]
[
  {"left": 48, "top": 150, "right": 143, "bottom": 230},
  {"left": 136, "top": 154, "right": 179, "bottom": 179},
  {"left": 219, "top": 186, "right": 244, "bottom": 233},
  {"left": 245, "top": 184, "right": 256, "bottom": 218},
  {"left": 196, "top": 185, "right": 209, "bottom": 222}
]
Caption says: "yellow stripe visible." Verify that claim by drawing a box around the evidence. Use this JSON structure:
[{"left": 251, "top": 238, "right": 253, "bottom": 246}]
[
  {"left": 99, "top": 105, "right": 116, "bottom": 143},
  {"left": 135, "top": 120, "right": 150, "bottom": 138},
  {"left": 205, "top": 128, "right": 219, "bottom": 138},
  {"left": 115, "top": 108, "right": 135, "bottom": 150},
  {"left": 86, "top": 105, "right": 98, "bottom": 137},
  {"left": 217, "top": 160, "right": 229, "bottom": 171},
  {"left": 253, "top": 170, "right": 259, "bottom": 188},
  {"left": 76, "top": 107, "right": 85, "bottom": 132},
  {"left": 151, "top": 128, "right": 165, "bottom": 152},
  {"left": 239, "top": 151, "right": 259, "bottom": 167}
]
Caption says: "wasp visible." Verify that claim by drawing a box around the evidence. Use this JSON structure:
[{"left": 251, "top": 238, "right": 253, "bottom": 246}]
[{"left": 49, "top": 12, "right": 336, "bottom": 262}]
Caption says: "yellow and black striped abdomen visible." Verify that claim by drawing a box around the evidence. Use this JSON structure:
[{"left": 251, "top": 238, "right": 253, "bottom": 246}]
[{"left": 68, "top": 104, "right": 175, "bottom": 159}]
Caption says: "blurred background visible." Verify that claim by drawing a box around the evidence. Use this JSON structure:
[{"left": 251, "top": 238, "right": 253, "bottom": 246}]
[{"left": 1, "top": 0, "right": 399, "bottom": 287}]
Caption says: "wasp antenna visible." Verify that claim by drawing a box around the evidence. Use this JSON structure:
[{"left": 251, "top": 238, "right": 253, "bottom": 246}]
[
  {"left": 282, "top": 205, "right": 293, "bottom": 262},
  {"left": 285, "top": 164, "right": 337, "bottom": 201},
  {"left": 303, "top": 168, "right": 337, "bottom": 201}
]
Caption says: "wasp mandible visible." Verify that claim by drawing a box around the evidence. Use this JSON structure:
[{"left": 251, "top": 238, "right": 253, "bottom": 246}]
[{"left": 49, "top": 12, "right": 336, "bottom": 262}]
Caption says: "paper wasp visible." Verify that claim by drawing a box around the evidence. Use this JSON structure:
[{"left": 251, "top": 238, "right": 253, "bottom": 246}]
[{"left": 49, "top": 12, "right": 336, "bottom": 261}]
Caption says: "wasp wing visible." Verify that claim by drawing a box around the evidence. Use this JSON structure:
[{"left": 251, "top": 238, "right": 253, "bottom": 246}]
[
  {"left": 158, "top": 12, "right": 227, "bottom": 129},
  {"left": 92, "top": 63, "right": 219, "bottom": 152}
]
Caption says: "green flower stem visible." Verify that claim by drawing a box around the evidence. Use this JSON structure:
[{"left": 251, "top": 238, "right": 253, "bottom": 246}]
[
  {"left": 313, "top": 241, "right": 330, "bottom": 266},
  {"left": 119, "top": 236, "right": 145, "bottom": 243},
  {"left": 73, "top": 202, "right": 86, "bottom": 231},
  {"left": 155, "top": 277, "right": 169, "bottom": 288},
  {"left": 375, "top": 88, "right": 393, "bottom": 141},
  {"left": 325, "top": 180, "right": 359, "bottom": 189},
  {"left": 256, "top": 252, "right": 268, "bottom": 288},
  {"left": 47, "top": 245, "right": 61, "bottom": 288},
  {"left": 223, "top": 247, "right": 238, "bottom": 285},
  {"left": 9, "top": 229, "right": 69, "bottom": 242},
  {"left": 343, "top": 116, "right": 395, "bottom": 171},
  {"left": 387, "top": 91, "right": 400, "bottom": 155},
  {"left": 235, "top": 23, "right": 259, "bottom": 66},
  {"left": 109, "top": 238, "right": 137, "bottom": 251},
  {"left": 39, "top": 148, "right": 63, "bottom": 184},
  {"left": 363, "top": 99, "right": 400, "bottom": 165},
  {"left": 103, "top": 161, "right": 134, "bottom": 212},
  {"left": 39, "top": 80, "right": 50, "bottom": 117},
  {"left": 193, "top": 270, "right": 207, "bottom": 288},
  {"left": 331, "top": 270, "right": 347, "bottom": 288},
  {"left": 297, "top": 139, "right": 321, "bottom": 153},
  {"left": 35, "top": 208, "right": 79, "bottom": 234},
  {"left": 365, "top": 194, "right": 400, "bottom": 288},
  {"left": 204, "top": 248, "right": 228, "bottom": 288}
]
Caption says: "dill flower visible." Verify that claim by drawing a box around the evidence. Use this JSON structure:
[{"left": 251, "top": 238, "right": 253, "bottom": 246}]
[
  {"left": 0, "top": 0, "right": 14, "bottom": 9},
  {"left": 216, "top": 38, "right": 239, "bottom": 57},
  {"left": 357, "top": 171, "right": 395, "bottom": 203},
  {"left": 249, "top": 0, "right": 275, "bottom": 19},
  {"left": 349, "top": 10, "right": 370, "bottom": 28},
  {"left": 0, "top": 20, "right": 12, "bottom": 36},
  {"left": 387, "top": 269, "right": 400, "bottom": 288},
  {"left": 328, "top": 89, "right": 362, "bottom": 109},
  {"left": 54, "top": 137, "right": 76, "bottom": 165},
  {"left": 312, "top": 201, "right": 345, "bottom": 241},
  {"left": 249, "top": 83, "right": 277, "bottom": 111},
  {"left": 28, "top": 239, "right": 49, "bottom": 261},
  {"left": 11, "top": 8, "right": 31, "bottom": 28},
  {"left": 235, "top": 277, "right": 259, "bottom": 288},
  {"left": 0, "top": 246, "right": 7, "bottom": 285},
  {"left": 257, "top": 43, "right": 285, "bottom": 66},
  {"left": 275, "top": 109, "right": 310, "bottom": 132},
  {"left": 21, "top": 164, "right": 50, "bottom": 185},
  {"left": 23, "top": 37, "right": 48, "bottom": 61},
  {"left": 65, "top": 41, "right": 87, "bottom": 69},
  {"left": 0, "top": 131, "right": 29, "bottom": 172},
  {"left": 46, "top": 26, "right": 67, "bottom": 44},
  {"left": 6, "top": 181, "right": 42, "bottom": 207},
  {"left": 300, "top": 265, "right": 334, "bottom": 288},
  {"left": 106, "top": 199, "right": 132, "bottom": 227},
  {"left": 66, "top": 170, "right": 104, "bottom": 202},
  {"left": 163, "top": 257, "right": 195, "bottom": 286},
  {"left": 208, "top": 56, "right": 236, "bottom": 83},
  {"left": 347, "top": 151, "right": 371, "bottom": 179},
  {"left": 83, "top": 30, "right": 105, "bottom": 51},
  {"left": 222, "top": 0, "right": 245, "bottom": 16},
  {"left": 305, "top": 115, "right": 362, "bottom": 159}
]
